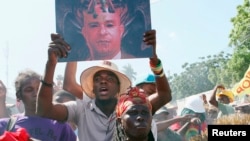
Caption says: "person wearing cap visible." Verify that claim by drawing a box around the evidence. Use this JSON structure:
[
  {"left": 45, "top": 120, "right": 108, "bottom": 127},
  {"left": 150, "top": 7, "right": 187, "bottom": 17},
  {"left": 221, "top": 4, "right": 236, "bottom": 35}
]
[
  {"left": 134, "top": 74, "right": 190, "bottom": 141},
  {"left": 36, "top": 29, "right": 172, "bottom": 141},
  {"left": 209, "top": 84, "right": 235, "bottom": 118},
  {"left": 153, "top": 106, "right": 195, "bottom": 141},
  {"left": 134, "top": 74, "right": 157, "bottom": 96},
  {"left": 134, "top": 74, "right": 182, "bottom": 141},
  {"left": 172, "top": 96, "right": 207, "bottom": 141}
]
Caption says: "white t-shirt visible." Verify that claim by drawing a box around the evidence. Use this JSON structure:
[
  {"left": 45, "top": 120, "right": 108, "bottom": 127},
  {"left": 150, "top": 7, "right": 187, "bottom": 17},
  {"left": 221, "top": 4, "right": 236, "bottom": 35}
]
[{"left": 151, "top": 119, "right": 158, "bottom": 140}]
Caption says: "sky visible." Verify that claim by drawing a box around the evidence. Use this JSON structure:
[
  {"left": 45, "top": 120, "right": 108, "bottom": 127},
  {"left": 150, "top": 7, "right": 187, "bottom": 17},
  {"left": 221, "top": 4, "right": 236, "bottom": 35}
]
[{"left": 0, "top": 0, "right": 244, "bottom": 98}]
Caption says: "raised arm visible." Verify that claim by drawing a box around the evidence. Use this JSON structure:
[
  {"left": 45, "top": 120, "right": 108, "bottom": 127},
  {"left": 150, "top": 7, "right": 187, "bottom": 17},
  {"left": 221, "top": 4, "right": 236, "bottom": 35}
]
[
  {"left": 0, "top": 80, "right": 9, "bottom": 118},
  {"left": 209, "top": 84, "right": 225, "bottom": 108},
  {"left": 36, "top": 33, "right": 70, "bottom": 121},
  {"left": 156, "top": 114, "right": 194, "bottom": 132},
  {"left": 63, "top": 62, "right": 83, "bottom": 99},
  {"left": 144, "top": 30, "right": 172, "bottom": 114}
]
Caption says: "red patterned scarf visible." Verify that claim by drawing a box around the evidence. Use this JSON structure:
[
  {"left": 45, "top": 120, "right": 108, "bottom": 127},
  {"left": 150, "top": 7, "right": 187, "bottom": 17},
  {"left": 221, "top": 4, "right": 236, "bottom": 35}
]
[{"left": 116, "top": 87, "right": 152, "bottom": 117}]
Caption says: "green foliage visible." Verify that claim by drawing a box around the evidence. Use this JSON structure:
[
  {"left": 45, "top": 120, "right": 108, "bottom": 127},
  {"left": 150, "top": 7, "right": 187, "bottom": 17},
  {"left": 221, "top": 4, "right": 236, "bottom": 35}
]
[
  {"left": 228, "top": 0, "right": 250, "bottom": 87},
  {"left": 229, "top": 0, "right": 250, "bottom": 48},
  {"left": 168, "top": 0, "right": 250, "bottom": 100},
  {"left": 117, "top": 0, "right": 250, "bottom": 102},
  {"left": 169, "top": 52, "right": 231, "bottom": 100},
  {"left": 226, "top": 46, "right": 250, "bottom": 85}
]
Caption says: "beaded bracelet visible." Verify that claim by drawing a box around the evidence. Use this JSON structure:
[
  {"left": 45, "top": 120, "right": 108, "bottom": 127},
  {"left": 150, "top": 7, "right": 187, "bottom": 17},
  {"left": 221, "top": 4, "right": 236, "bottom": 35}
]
[
  {"left": 150, "top": 59, "right": 163, "bottom": 74},
  {"left": 40, "top": 79, "right": 53, "bottom": 87},
  {"left": 151, "top": 65, "right": 163, "bottom": 73},
  {"left": 150, "top": 59, "right": 161, "bottom": 68},
  {"left": 154, "top": 70, "right": 165, "bottom": 78}
]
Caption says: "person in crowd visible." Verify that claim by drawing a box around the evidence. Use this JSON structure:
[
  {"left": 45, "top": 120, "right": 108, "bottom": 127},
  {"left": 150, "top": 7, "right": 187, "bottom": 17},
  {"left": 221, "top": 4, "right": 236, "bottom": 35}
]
[
  {"left": 234, "top": 93, "right": 250, "bottom": 114},
  {"left": 209, "top": 84, "right": 235, "bottom": 118},
  {"left": 201, "top": 94, "right": 208, "bottom": 105},
  {"left": 113, "top": 87, "right": 154, "bottom": 141},
  {"left": 200, "top": 93, "right": 218, "bottom": 124},
  {"left": 134, "top": 73, "right": 167, "bottom": 139},
  {"left": 0, "top": 69, "right": 76, "bottom": 141},
  {"left": 134, "top": 73, "right": 203, "bottom": 141},
  {"left": 234, "top": 102, "right": 250, "bottom": 114},
  {"left": 134, "top": 74, "right": 156, "bottom": 96},
  {"left": 242, "top": 94, "right": 250, "bottom": 103},
  {"left": 154, "top": 106, "right": 195, "bottom": 141},
  {"left": 53, "top": 89, "right": 76, "bottom": 103},
  {"left": 201, "top": 94, "right": 209, "bottom": 110},
  {"left": 0, "top": 80, "right": 9, "bottom": 118},
  {"left": 0, "top": 80, "right": 26, "bottom": 118},
  {"left": 36, "top": 29, "right": 172, "bottom": 141},
  {"left": 53, "top": 89, "right": 79, "bottom": 139},
  {"left": 205, "top": 105, "right": 218, "bottom": 124},
  {"left": 134, "top": 73, "right": 188, "bottom": 141},
  {"left": 172, "top": 96, "right": 207, "bottom": 141}
]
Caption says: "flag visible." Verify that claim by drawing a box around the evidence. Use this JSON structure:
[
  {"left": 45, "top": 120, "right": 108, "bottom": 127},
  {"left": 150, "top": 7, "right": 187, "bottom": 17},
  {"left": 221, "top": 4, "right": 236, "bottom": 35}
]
[{"left": 232, "top": 65, "right": 250, "bottom": 97}]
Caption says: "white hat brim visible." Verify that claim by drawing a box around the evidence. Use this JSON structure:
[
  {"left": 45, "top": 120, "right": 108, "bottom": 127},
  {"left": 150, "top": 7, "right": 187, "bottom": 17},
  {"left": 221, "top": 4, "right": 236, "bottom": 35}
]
[{"left": 80, "top": 66, "right": 131, "bottom": 99}]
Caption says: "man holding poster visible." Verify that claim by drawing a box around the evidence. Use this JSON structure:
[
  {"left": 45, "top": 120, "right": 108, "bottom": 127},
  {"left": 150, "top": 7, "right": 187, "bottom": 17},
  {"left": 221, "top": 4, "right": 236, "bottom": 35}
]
[
  {"left": 36, "top": 29, "right": 172, "bottom": 141},
  {"left": 56, "top": 0, "right": 152, "bottom": 62}
]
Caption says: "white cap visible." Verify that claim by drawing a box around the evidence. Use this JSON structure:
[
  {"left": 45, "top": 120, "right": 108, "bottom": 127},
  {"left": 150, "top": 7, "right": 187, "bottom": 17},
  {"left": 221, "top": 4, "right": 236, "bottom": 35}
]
[{"left": 184, "top": 96, "right": 205, "bottom": 113}]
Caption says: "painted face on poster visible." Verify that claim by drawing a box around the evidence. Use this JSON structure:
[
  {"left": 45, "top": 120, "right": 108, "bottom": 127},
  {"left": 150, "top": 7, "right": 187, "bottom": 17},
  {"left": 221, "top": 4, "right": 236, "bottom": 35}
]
[{"left": 55, "top": 0, "right": 153, "bottom": 62}]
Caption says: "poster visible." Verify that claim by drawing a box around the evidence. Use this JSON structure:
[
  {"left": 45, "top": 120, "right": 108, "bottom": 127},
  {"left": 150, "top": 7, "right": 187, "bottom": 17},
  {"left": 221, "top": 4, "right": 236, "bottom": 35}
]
[{"left": 55, "top": 0, "right": 152, "bottom": 62}]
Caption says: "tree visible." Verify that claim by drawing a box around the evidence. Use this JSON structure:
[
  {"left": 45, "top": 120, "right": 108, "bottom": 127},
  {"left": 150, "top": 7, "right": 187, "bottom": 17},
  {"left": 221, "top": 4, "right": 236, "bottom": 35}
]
[
  {"left": 169, "top": 51, "right": 231, "bottom": 100},
  {"left": 228, "top": 0, "right": 250, "bottom": 86},
  {"left": 169, "top": 0, "right": 250, "bottom": 100},
  {"left": 229, "top": 0, "right": 250, "bottom": 48},
  {"left": 122, "top": 63, "right": 137, "bottom": 83}
]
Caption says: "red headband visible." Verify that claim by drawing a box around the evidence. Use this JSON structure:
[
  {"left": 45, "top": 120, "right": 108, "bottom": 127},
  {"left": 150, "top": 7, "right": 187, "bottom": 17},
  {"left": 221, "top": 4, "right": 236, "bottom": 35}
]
[{"left": 116, "top": 87, "right": 152, "bottom": 117}]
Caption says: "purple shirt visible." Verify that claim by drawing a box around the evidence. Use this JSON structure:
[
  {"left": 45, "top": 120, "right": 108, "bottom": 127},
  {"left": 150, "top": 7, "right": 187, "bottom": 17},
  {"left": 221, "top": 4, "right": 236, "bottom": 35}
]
[{"left": 0, "top": 115, "right": 76, "bottom": 141}]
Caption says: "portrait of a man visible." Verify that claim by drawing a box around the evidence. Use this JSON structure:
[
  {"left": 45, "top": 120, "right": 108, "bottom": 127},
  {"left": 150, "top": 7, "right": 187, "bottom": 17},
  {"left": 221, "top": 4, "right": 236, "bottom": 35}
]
[{"left": 56, "top": 0, "right": 152, "bottom": 62}]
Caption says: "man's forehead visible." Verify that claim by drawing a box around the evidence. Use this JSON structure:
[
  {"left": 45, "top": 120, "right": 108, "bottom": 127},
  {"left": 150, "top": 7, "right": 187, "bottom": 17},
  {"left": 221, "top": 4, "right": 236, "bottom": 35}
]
[
  {"left": 83, "top": 10, "right": 121, "bottom": 22},
  {"left": 218, "top": 94, "right": 228, "bottom": 99}
]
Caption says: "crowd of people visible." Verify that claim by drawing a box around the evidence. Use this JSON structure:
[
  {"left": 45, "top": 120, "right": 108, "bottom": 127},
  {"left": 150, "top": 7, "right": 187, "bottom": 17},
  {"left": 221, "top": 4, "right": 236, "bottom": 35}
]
[
  {"left": 1, "top": 0, "right": 250, "bottom": 141},
  {"left": 2, "top": 70, "right": 250, "bottom": 141}
]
